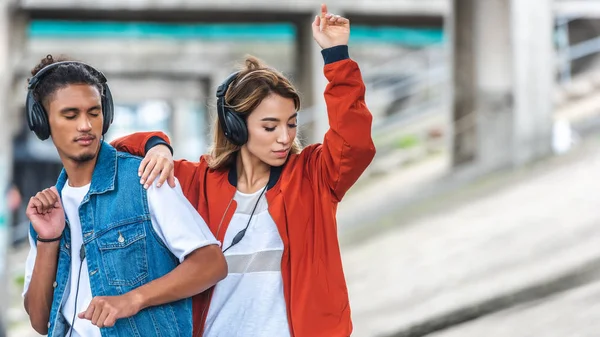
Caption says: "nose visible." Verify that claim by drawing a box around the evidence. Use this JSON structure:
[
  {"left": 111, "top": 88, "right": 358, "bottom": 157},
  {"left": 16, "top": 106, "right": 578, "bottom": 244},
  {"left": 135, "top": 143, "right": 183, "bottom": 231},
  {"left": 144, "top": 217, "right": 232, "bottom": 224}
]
[
  {"left": 277, "top": 127, "right": 291, "bottom": 145},
  {"left": 77, "top": 114, "right": 92, "bottom": 132}
]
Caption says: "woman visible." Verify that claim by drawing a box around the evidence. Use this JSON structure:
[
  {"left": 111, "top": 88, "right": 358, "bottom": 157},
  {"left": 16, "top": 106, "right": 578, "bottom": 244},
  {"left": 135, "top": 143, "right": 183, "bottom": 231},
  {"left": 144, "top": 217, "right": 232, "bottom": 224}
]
[{"left": 111, "top": 4, "right": 375, "bottom": 336}]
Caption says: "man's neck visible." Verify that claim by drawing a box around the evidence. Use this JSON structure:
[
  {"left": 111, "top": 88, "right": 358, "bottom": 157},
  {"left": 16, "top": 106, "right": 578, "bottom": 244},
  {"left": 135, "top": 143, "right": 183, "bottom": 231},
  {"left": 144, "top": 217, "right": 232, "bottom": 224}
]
[{"left": 62, "top": 157, "right": 98, "bottom": 187}]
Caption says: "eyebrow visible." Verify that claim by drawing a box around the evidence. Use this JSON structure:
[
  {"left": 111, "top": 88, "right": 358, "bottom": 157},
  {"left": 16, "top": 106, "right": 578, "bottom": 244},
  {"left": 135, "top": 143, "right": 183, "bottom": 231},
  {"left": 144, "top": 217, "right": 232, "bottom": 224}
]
[{"left": 261, "top": 112, "right": 298, "bottom": 122}]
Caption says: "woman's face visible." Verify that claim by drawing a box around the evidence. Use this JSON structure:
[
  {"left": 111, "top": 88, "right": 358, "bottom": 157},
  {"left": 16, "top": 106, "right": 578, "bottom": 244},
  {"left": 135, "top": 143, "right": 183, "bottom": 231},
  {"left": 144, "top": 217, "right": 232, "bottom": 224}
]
[{"left": 243, "top": 94, "right": 298, "bottom": 167}]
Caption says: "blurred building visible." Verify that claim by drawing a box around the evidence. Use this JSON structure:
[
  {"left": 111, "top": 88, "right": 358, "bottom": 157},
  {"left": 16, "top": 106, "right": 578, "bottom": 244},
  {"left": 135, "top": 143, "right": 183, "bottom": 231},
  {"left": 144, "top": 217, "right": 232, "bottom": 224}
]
[{"left": 3, "top": 0, "right": 451, "bottom": 243}]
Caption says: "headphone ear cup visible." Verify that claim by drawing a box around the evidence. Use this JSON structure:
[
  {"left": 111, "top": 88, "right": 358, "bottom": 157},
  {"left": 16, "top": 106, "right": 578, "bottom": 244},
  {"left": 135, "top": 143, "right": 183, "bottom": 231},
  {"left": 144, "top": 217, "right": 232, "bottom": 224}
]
[
  {"left": 26, "top": 91, "right": 50, "bottom": 140},
  {"left": 101, "top": 85, "right": 114, "bottom": 135},
  {"left": 223, "top": 108, "right": 248, "bottom": 146}
]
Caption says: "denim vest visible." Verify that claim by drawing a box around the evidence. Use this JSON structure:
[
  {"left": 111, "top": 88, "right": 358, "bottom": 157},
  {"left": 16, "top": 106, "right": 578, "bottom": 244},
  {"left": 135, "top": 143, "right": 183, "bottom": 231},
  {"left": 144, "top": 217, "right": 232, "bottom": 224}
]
[{"left": 30, "top": 142, "right": 192, "bottom": 337}]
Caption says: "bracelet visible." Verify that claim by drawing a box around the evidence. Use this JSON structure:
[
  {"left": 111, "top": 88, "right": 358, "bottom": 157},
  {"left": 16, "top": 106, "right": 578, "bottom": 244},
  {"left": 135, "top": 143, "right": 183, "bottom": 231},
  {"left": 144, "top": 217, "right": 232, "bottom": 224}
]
[{"left": 37, "top": 235, "right": 62, "bottom": 243}]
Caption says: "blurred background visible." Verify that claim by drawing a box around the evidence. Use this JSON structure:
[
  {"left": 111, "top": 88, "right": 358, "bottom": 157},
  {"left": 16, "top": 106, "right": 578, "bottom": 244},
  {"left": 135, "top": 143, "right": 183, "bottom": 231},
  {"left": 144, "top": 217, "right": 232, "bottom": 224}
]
[{"left": 2, "top": 0, "right": 600, "bottom": 336}]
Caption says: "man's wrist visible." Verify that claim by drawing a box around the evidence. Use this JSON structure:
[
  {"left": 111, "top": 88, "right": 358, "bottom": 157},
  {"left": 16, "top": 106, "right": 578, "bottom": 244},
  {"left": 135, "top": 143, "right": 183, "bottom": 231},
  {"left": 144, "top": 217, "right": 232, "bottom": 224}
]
[
  {"left": 126, "top": 289, "right": 146, "bottom": 313},
  {"left": 37, "top": 234, "right": 62, "bottom": 243}
]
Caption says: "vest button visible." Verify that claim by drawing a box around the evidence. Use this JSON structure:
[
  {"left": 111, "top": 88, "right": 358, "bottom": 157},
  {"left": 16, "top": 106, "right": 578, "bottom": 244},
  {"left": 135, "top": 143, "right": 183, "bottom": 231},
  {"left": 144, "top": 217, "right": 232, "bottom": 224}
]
[
  {"left": 53, "top": 281, "right": 57, "bottom": 288},
  {"left": 47, "top": 322, "right": 51, "bottom": 328}
]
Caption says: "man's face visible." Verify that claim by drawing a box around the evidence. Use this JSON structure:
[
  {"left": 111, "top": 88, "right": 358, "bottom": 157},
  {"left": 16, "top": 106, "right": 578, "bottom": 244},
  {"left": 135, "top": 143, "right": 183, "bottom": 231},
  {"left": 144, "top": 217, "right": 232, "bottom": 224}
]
[{"left": 46, "top": 84, "right": 103, "bottom": 164}]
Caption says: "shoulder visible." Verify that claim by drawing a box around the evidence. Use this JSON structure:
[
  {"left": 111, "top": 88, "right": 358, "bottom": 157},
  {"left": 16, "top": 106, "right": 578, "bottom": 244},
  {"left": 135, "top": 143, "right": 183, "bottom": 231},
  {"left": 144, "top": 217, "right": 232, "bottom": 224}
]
[
  {"left": 116, "top": 151, "right": 143, "bottom": 168},
  {"left": 287, "top": 143, "right": 322, "bottom": 166},
  {"left": 145, "top": 178, "right": 188, "bottom": 208},
  {"left": 113, "top": 151, "right": 144, "bottom": 181},
  {"left": 116, "top": 151, "right": 143, "bottom": 162}
]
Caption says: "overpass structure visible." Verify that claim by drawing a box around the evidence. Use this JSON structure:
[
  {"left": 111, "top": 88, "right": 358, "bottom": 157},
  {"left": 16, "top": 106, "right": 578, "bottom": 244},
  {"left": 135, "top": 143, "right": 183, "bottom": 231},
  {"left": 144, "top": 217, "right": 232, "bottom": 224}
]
[{"left": 3, "top": 0, "right": 600, "bottom": 335}]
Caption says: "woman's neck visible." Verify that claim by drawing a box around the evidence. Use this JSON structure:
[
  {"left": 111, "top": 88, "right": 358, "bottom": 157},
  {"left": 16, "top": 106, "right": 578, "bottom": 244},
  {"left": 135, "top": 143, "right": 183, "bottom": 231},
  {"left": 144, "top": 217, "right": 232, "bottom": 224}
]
[{"left": 236, "top": 149, "right": 270, "bottom": 193}]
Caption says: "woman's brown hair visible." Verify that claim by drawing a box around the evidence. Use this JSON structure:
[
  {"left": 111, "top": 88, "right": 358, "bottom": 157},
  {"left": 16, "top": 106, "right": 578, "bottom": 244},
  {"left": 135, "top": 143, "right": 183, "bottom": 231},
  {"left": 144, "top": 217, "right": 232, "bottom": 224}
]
[{"left": 208, "top": 56, "right": 302, "bottom": 170}]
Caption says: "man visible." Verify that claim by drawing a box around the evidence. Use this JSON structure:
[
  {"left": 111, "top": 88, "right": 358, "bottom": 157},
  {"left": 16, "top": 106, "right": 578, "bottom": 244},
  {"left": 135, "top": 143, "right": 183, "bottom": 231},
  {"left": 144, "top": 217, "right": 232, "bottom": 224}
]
[{"left": 21, "top": 55, "right": 227, "bottom": 337}]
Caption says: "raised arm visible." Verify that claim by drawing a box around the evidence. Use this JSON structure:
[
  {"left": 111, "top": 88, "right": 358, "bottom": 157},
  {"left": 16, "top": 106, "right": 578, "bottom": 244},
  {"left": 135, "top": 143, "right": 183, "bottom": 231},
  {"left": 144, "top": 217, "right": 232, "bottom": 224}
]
[{"left": 306, "top": 6, "right": 376, "bottom": 202}]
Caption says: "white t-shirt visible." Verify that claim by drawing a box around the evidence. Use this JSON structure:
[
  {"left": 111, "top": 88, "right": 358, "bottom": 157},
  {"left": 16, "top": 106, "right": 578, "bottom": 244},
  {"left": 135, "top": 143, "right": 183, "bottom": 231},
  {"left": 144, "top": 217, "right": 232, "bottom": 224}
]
[
  {"left": 204, "top": 187, "right": 290, "bottom": 337},
  {"left": 23, "top": 178, "right": 219, "bottom": 337}
]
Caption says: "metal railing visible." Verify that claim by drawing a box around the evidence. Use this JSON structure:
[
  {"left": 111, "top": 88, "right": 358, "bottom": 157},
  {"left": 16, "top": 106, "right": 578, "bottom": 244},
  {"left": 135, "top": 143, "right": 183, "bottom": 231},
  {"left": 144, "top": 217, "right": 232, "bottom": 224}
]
[
  {"left": 300, "top": 44, "right": 451, "bottom": 143},
  {"left": 556, "top": 14, "right": 600, "bottom": 85}
]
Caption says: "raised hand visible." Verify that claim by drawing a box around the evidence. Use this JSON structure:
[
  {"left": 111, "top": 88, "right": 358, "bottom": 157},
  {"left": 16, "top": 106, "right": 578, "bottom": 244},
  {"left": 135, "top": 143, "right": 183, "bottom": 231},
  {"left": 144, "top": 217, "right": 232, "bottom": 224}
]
[
  {"left": 312, "top": 3, "right": 350, "bottom": 49},
  {"left": 25, "top": 186, "right": 65, "bottom": 240}
]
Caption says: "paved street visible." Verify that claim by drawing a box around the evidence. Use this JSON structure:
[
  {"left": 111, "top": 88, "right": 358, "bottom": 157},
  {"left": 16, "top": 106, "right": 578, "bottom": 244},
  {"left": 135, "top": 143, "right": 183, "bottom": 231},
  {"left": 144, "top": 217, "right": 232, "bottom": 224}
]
[{"left": 344, "top": 137, "right": 600, "bottom": 337}]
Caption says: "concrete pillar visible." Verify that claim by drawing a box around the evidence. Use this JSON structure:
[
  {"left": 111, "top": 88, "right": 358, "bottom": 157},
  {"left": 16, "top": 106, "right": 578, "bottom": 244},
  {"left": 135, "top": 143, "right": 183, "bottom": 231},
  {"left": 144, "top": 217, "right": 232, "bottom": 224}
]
[
  {"left": 450, "top": 0, "right": 477, "bottom": 166},
  {"left": 295, "top": 15, "right": 328, "bottom": 145},
  {"left": 510, "top": 0, "right": 554, "bottom": 165},
  {"left": 451, "top": 0, "right": 554, "bottom": 171}
]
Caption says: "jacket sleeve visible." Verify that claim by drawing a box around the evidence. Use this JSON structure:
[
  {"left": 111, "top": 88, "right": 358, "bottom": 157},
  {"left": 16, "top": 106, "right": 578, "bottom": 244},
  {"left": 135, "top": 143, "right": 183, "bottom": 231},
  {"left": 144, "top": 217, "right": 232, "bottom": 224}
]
[
  {"left": 110, "top": 131, "right": 204, "bottom": 204},
  {"left": 305, "top": 46, "right": 376, "bottom": 202}
]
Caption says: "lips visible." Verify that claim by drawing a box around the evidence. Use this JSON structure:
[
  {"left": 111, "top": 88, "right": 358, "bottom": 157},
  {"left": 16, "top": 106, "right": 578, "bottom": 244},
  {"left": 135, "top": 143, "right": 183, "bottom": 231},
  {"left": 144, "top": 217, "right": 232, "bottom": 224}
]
[
  {"left": 273, "top": 149, "right": 290, "bottom": 158},
  {"left": 75, "top": 135, "right": 96, "bottom": 146}
]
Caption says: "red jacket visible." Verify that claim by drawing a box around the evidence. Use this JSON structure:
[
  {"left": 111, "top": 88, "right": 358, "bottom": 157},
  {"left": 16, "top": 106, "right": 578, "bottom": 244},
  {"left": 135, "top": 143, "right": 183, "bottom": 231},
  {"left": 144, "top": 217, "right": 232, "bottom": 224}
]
[{"left": 111, "top": 58, "right": 375, "bottom": 337}]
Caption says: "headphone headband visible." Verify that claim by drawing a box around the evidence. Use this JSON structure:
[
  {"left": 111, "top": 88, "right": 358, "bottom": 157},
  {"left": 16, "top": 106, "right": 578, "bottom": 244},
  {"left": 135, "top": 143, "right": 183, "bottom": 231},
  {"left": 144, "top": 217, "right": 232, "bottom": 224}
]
[
  {"left": 216, "top": 71, "right": 240, "bottom": 98},
  {"left": 28, "top": 61, "right": 107, "bottom": 90}
]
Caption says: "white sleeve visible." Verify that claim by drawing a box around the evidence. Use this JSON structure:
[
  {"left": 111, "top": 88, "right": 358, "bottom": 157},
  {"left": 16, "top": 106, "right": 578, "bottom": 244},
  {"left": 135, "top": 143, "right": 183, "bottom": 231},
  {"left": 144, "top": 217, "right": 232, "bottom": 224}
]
[
  {"left": 22, "top": 231, "right": 37, "bottom": 297},
  {"left": 147, "top": 178, "right": 220, "bottom": 263}
]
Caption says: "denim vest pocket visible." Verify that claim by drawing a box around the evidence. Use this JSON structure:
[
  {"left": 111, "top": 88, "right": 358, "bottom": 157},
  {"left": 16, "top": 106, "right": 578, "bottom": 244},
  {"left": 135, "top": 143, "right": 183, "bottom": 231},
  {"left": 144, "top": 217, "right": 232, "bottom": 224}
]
[{"left": 97, "top": 223, "right": 149, "bottom": 287}]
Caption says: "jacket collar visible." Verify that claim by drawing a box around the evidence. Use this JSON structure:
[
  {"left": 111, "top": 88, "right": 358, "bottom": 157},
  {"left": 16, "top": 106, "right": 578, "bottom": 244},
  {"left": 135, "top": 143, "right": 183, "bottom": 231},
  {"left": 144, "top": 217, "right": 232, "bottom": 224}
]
[{"left": 55, "top": 141, "right": 117, "bottom": 196}]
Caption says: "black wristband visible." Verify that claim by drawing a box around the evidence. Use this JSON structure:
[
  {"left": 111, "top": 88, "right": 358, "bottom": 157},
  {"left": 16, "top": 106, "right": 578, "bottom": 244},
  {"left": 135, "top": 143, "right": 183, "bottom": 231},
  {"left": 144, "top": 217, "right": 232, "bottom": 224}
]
[
  {"left": 145, "top": 136, "right": 174, "bottom": 155},
  {"left": 37, "top": 235, "right": 62, "bottom": 243}
]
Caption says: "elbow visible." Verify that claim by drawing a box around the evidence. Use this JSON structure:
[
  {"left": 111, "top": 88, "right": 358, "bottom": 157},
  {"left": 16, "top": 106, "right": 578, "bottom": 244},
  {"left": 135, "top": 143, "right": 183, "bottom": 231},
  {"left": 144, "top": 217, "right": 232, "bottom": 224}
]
[
  {"left": 366, "top": 141, "right": 376, "bottom": 161},
  {"left": 32, "top": 322, "right": 49, "bottom": 335},
  {"left": 28, "top": 312, "right": 50, "bottom": 335},
  {"left": 355, "top": 140, "right": 376, "bottom": 164},
  {"left": 196, "top": 244, "right": 228, "bottom": 285},
  {"left": 212, "top": 247, "right": 228, "bottom": 282},
  {"left": 25, "top": 294, "right": 51, "bottom": 335}
]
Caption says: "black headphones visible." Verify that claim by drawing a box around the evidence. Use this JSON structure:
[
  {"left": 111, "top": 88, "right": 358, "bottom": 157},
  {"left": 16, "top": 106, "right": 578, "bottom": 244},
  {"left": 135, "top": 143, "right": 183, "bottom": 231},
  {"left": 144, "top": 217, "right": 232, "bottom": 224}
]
[
  {"left": 26, "top": 61, "right": 115, "bottom": 140},
  {"left": 216, "top": 71, "right": 248, "bottom": 146}
]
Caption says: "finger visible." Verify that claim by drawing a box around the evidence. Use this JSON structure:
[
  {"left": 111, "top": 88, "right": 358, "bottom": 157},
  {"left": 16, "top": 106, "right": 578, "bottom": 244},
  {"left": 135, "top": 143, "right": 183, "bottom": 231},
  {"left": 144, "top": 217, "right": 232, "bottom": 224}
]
[
  {"left": 91, "top": 303, "right": 103, "bottom": 326},
  {"left": 145, "top": 163, "right": 164, "bottom": 189},
  {"left": 140, "top": 159, "right": 157, "bottom": 185},
  {"left": 167, "top": 170, "right": 176, "bottom": 188},
  {"left": 49, "top": 186, "right": 64, "bottom": 210},
  {"left": 138, "top": 156, "right": 150, "bottom": 177},
  {"left": 95, "top": 306, "right": 111, "bottom": 328},
  {"left": 40, "top": 191, "right": 58, "bottom": 214},
  {"left": 41, "top": 189, "right": 58, "bottom": 209},
  {"left": 104, "top": 313, "right": 117, "bottom": 328},
  {"left": 79, "top": 302, "right": 96, "bottom": 320},
  {"left": 35, "top": 192, "right": 52, "bottom": 212},
  {"left": 31, "top": 197, "right": 44, "bottom": 215},
  {"left": 321, "top": 3, "right": 328, "bottom": 16},
  {"left": 49, "top": 186, "right": 60, "bottom": 199},
  {"left": 312, "top": 15, "right": 321, "bottom": 35},
  {"left": 28, "top": 197, "right": 43, "bottom": 215},
  {"left": 156, "top": 161, "right": 172, "bottom": 188}
]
